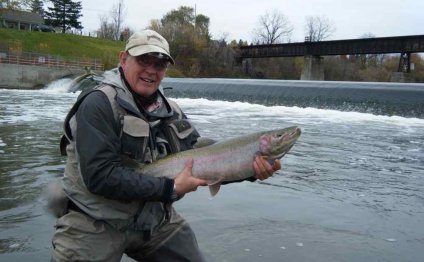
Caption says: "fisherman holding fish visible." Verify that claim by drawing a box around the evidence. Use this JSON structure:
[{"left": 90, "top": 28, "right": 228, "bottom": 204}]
[{"left": 51, "top": 29, "right": 281, "bottom": 261}]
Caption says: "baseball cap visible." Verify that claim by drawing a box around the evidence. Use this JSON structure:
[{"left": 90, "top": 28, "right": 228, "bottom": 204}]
[{"left": 125, "top": 29, "right": 175, "bottom": 65}]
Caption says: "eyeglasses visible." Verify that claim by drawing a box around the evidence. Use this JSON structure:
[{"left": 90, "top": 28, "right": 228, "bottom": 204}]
[{"left": 133, "top": 54, "right": 170, "bottom": 70}]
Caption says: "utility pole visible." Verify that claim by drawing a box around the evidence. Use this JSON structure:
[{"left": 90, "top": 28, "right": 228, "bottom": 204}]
[
  {"left": 194, "top": 4, "right": 197, "bottom": 28},
  {"left": 194, "top": 4, "right": 197, "bottom": 43},
  {"left": 116, "top": 0, "right": 122, "bottom": 40}
]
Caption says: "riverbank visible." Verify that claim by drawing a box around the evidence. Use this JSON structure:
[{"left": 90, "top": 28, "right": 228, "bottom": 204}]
[
  {"left": 0, "top": 28, "right": 184, "bottom": 79},
  {"left": 0, "top": 28, "right": 122, "bottom": 69}
]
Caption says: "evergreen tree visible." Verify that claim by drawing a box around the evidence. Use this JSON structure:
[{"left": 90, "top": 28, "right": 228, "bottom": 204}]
[
  {"left": 44, "top": 0, "right": 83, "bottom": 33},
  {"left": 0, "top": 0, "right": 22, "bottom": 10},
  {"left": 30, "top": 0, "right": 44, "bottom": 17}
]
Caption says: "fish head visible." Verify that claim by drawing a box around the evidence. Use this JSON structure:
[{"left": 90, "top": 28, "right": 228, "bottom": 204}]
[{"left": 259, "top": 126, "right": 301, "bottom": 159}]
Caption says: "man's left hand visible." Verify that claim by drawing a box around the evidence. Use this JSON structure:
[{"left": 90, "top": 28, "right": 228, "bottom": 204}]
[{"left": 253, "top": 156, "right": 281, "bottom": 181}]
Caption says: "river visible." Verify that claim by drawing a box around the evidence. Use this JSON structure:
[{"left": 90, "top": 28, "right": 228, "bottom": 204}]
[{"left": 0, "top": 78, "right": 423, "bottom": 261}]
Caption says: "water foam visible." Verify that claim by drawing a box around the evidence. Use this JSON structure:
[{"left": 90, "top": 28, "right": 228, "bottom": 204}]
[
  {"left": 0, "top": 88, "right": 78, "bottom": 124},
  {"left": 43, "top": 78, "right": 76, "bottom": 94},
  {"left": 174, "top": 98, "right": 424, "bottom": 127}
]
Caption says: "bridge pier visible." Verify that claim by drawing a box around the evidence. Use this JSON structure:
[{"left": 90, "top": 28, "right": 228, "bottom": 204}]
[
  {"left": 390, "top": 52, "right": 413, "bottom": 82},
  {"left": 301, "top": 55, "right": 324, "bottom": 81},
  {"left": 242, "top": 58, "right": 252, "bottom": 75},
  {"left": 390, "top": 72, "right": 412, "bottom": 83}
]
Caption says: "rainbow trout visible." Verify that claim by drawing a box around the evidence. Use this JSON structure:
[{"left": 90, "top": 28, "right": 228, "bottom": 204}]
[{"left": 128, "top": 126, "right": 301, "bottom": 196}]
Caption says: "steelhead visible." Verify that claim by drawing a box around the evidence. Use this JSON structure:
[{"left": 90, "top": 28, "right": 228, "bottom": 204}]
[{"left": 127, "top": 126, "right": 301, "bottom": 196}]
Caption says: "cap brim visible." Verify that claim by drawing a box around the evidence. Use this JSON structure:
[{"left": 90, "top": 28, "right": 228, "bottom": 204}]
[{"left": 127, "top": 45, "right": 175, "bottom": 65}]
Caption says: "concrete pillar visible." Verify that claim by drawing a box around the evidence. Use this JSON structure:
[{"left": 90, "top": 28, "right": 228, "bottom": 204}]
[
  {"left": 390, "top": 72, "right": 413, "bottom": 83},
  {"left": 242, "top": 58, "right": 252, "bottom": 75},
  {"left": 391, "top": 52, "right": 414, "bottom": 82},
  {"left": 301, "top": 55, "right": 324, "bottom": 81},
  {"left": 0, "top": 63, "right": 86, "bottom": 89}
]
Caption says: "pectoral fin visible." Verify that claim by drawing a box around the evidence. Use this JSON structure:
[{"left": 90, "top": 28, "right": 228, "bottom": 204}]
[{"left": 208, "top": 179, "right": 222, "bottom": 197}]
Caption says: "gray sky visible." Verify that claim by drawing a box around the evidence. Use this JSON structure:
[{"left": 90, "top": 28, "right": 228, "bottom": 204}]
[{"left": 80, "top": 0, "right": 424, "bottom": 43}]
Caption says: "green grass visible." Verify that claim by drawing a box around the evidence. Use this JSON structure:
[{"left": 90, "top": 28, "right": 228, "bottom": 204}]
[
  {"left": 0, "top": 28, "right": 186, "bottom": 76},
  {"left": 0, "top": 28, "right": 123, "bottom": 69}
]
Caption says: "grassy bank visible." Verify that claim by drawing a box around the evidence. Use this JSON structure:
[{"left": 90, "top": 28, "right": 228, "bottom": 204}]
[
  {"left": 0, "top": 28, "right": 123, "bottom": 69},
  {"left": 0, "top": 28, "right": 184, "bottom": 76}
]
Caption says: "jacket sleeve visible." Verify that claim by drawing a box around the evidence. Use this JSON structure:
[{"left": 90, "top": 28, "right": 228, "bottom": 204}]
[{"left": 75, "top": 91, "right": 174, "bottom": 202}]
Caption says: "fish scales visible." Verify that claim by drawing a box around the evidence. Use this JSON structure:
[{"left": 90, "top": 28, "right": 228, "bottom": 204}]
[{"left": 129, "top": 126, "right": 301, "bottom": 195}]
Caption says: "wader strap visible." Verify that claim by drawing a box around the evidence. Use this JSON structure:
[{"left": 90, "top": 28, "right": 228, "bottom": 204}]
[
  {"left": 61, "top": 88, "right": 103, "bottom": 155},
  {"left": 63, "top": 88, "right": 100, "bottom": 142},
  {"left": 60, "top": 85, "right": 123, "bottom": 156},
  {"left": 63, "top": 84, "right": 121, "bottom": 142},
  {"left": 167, "top": 99, "right": 183, "bottom": 118},
  {"left": 98, "top": 85, "right": 122, "bottom": 126}
]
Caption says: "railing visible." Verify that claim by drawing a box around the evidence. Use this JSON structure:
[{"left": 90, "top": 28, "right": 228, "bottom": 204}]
[{"left": 0, "top": 50, "right": 104, "bottom": 71}]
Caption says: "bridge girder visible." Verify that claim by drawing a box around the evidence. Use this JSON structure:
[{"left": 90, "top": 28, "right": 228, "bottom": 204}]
[{"left": 238, "top": 35, "right": 424, "bottom": 59}]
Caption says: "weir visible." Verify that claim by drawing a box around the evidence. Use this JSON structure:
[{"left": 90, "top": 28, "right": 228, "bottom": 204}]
[
  {"left": 162, "top": 78, "right": 424, "bottom": 118},
  {"left": 68, "top": 73, "right": 424, "bottom": 118}
]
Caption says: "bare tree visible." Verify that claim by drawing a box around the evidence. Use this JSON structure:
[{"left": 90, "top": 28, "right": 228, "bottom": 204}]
[
  {"left": 97, "top": 15, "right": 116, "bottom": 39},
  {"left": 253, "top": 10, "right": 293, "bottom": 44},
  {"left": 110, "top": 0, "right": 125, "bottom": 40},
  {"left": 96, "top": 0, "right": 125, "bottom": 40},
  {"left": 304, "top": 15, "right": 335, "bottom": 41},
  {"left": 357, "top": 33, "right": 385, "bottom": 68}
]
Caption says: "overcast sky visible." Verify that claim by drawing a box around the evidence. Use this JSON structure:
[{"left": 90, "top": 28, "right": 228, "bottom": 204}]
[{"left": 80, "top": 0, "right": 424, "bottom": 43}]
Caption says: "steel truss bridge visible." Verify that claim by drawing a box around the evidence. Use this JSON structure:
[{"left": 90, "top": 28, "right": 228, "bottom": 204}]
[{"left": 238, "top": 35, "right": 424, "bottom": 73}]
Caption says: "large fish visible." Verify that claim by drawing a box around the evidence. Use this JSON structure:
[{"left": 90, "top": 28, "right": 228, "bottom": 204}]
[{"left": 126, "top": 126, "right": 301, "bottom": 196}]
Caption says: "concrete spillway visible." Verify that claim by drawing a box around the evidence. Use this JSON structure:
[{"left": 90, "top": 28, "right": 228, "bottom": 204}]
[
  {"left": 67, "top": 73, "right": 424, "bottom": 118},
  {"left": 162, "top": 78, "right": 424, "bottom": 118}
]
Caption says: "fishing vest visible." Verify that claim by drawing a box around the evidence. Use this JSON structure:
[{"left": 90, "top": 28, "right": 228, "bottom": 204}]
[{"left": 59, "top": 70, "right": 199, "bottom": 232}]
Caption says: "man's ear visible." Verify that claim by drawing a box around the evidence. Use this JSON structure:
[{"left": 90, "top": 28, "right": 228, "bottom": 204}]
[{"left": 119, "top": 51, "right": 128, "bottom": 67}]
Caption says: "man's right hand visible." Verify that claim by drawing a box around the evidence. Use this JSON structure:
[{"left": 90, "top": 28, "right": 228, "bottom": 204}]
[{"left": 174, "top": 159, "right": 207, "bottom": 196}]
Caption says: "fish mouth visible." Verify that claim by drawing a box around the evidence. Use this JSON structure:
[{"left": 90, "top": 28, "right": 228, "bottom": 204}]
[
  {"left": 282, "top": 126, "right": 301, "bottom": 140},
  {"left": 272, "top": 140, "right": 296, "bottom": 159},
  {"left": 272, "top": 126, "right": 301, "bottom": 159}
]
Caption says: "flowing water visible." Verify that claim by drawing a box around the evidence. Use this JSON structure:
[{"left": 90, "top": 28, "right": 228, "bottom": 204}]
[{"left": 0, "top": 78, "right": 423, "bottom": 261}]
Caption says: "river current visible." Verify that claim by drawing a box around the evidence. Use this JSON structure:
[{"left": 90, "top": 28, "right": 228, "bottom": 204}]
[{"left": 0, "top": 79, "right": 423, "bottom": 261}]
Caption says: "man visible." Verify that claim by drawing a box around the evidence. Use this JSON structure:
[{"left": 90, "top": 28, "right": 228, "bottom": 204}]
[{"left": 52, "top": 29, "right": 281, "bottom": 261}]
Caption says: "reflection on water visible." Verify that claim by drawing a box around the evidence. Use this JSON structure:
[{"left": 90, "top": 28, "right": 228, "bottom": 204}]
[
  {"left": 0, "top": 123, "right": 64, "bottom": 212},
  {"left": 1, "top": 81, "right": 424, "bottom": 261}
]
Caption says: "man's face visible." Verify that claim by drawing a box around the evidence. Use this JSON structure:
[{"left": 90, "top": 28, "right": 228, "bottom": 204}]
[{"left": 119, "top": 52, "right": 169, "bottom": 97}]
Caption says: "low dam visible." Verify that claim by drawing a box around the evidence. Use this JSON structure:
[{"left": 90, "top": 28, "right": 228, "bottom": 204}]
[
  {"left": 66, "top": 73, "right": 424, "bottom": 119},
  {"left": 162, "top": 78, "right": 424, "bottom": 118}
]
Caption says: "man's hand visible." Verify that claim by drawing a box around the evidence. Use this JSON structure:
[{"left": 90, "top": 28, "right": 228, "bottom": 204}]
[
  {"left": 174, "top": 159, "right": 207, "bottom": 196},
  {"left": 253, "top": 156, "right": 281, "bottom": 181}
]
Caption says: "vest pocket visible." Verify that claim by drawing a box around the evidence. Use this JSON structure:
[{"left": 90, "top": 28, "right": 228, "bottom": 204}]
[
  {"left": 121, "top": 115, "right": 149, "bottom": 161},
  {"left": 164, "top": 119, "right": 198, "bottom": 153}
]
